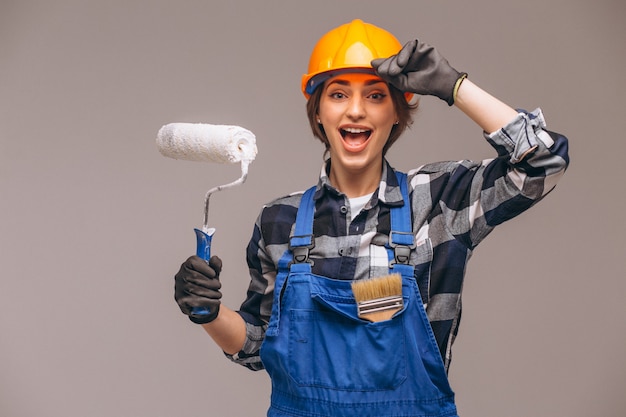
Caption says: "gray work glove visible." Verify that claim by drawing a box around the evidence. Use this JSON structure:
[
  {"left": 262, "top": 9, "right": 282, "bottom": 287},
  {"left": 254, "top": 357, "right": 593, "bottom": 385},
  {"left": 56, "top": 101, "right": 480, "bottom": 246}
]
[
  {"left": 174, "top": 255, "right": 222, "bottom": 324},
  {"left": 371, "top": 39, "right": 467, "bottom": 106}
]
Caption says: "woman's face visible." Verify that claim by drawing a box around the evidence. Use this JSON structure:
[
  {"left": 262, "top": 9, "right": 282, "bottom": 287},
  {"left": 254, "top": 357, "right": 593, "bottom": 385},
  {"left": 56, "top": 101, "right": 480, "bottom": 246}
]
[{"left": 318, "top": 73, "right": 397, "bottom": 181}]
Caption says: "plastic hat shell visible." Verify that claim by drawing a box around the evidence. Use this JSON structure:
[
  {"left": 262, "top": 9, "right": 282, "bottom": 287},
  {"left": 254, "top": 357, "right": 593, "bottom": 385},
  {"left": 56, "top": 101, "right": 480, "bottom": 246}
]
[{"left": 301, "top": 19, "right": 408, "bottom": 100}]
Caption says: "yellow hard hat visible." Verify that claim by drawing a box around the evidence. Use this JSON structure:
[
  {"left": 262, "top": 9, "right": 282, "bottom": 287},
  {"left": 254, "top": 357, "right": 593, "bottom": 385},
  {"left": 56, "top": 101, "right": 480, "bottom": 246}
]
[{"left": 301, "top": 19, "right": 408, "bottom": 99}]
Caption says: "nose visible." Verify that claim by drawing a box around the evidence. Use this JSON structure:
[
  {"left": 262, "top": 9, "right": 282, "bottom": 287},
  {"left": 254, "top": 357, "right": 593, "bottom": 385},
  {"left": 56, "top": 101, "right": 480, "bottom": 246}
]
[{"left": 346, "top": 95, "right": 366, "bottom": 120}]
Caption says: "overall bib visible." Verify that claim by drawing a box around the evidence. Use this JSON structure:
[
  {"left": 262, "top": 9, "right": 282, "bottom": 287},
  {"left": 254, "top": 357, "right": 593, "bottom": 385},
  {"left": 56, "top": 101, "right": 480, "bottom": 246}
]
[{"left": 260, "top": 172, "right": 458, "bottom": 417}]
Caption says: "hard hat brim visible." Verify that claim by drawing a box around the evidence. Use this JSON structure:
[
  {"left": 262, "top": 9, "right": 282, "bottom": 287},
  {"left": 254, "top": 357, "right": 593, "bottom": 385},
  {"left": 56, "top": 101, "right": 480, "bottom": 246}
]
[
  {"left": 303, "top": 67, "right": 377, "bottom": 96},
  {"left": 301, "top": 67, "right": 415, "bottom": 103}
]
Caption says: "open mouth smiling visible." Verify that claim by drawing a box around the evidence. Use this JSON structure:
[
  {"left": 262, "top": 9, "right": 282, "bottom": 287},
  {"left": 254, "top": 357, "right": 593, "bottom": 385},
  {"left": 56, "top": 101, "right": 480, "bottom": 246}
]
[{"left": 339, "top": 127, "right": 373, "bottom": 152}]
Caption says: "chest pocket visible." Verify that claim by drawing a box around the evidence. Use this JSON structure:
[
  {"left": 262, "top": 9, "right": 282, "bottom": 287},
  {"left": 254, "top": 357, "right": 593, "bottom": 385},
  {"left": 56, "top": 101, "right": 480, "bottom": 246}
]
[{"left": 285, "top": 274, "right": 410, "bottom": 391}]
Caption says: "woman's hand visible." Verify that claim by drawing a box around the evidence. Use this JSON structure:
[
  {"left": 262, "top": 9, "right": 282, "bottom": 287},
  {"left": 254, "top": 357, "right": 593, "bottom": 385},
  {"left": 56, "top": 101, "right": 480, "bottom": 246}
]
[
  {"left": 371, "top": 39, "right": 466, "bottom": 106},
  {"left": 174, "top": 255, "right": 223, "bottom": 324}
]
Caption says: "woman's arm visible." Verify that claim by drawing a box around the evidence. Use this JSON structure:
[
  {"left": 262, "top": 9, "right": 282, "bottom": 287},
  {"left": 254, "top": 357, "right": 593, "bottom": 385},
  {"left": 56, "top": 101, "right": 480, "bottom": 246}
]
[
  {"left": 453, "top": 78, "right": 519, "bottom": 134},
  {"left": 371, "top": 38, "right": 519, "bottom": 132},
  {"left": 201, "top": 306, "right": 247, "bottom": 355},
  {"left": 173, "top": 255, "right": 247, "bottom": 355}
]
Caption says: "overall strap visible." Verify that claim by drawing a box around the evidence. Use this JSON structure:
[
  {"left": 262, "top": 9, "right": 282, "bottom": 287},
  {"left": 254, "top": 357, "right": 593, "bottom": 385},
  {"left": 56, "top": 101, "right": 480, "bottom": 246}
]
[
  {"left": 275, "top": 186, "right": 316, "bottom": 273},
  {"left": 289, "top": 186, "right": 317, "bottom": 265},
  {"left": 388, "top": 171, "right": 415, "bottom": 277}
]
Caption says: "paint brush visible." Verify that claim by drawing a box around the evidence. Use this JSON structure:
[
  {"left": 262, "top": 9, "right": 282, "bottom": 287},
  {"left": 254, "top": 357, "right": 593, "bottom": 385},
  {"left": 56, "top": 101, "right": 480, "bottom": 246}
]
[{"left": 351, "top": 274, "right": 403, "bottom": 322}]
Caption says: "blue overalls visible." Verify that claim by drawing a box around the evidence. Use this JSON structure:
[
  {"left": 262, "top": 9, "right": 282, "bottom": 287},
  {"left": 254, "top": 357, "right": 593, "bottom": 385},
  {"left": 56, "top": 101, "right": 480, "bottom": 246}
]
[{"left": 259, "top": 172, "right": 458, "bottom": 417}]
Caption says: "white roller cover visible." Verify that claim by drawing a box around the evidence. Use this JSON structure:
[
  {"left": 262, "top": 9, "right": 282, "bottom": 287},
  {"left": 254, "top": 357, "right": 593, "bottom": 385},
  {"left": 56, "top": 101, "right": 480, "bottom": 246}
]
[{"left": 156, "top": 123, "right": 257, "bottom": 164}]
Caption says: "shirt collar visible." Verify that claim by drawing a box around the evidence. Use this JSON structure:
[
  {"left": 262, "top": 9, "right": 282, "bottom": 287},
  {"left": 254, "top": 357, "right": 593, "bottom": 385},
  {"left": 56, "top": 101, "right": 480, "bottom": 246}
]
[{"left": 314, "top": 158, "right": 405, "bottom": 207}]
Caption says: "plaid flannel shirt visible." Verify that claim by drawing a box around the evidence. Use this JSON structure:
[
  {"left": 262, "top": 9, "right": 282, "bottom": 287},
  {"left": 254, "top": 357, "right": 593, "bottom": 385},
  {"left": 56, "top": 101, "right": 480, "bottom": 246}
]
[{"left": 228, "top": 108, "right": 569, "bottom": 371}]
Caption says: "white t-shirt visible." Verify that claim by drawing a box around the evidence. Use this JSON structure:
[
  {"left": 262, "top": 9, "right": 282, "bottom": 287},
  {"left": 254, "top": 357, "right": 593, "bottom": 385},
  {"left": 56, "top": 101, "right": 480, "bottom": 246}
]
[{"left": 348, "top": 193, "right": 374, "bottom": 221}]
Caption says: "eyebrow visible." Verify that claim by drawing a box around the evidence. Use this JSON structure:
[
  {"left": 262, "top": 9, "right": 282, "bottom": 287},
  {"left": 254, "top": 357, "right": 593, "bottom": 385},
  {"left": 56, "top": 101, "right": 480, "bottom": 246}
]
[{"left": 327, "top": 78, "right": 386, "bottom": 87}]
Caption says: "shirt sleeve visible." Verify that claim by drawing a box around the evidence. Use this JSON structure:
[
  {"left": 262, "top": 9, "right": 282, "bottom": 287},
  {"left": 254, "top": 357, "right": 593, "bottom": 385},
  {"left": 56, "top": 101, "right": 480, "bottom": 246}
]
[
  {"left": 462, "top": 108, "right": 569, "bottom": 247},
  {"left": 224, "top": 206, "right": 283, "bottom": 371},
  {"left": 223, "top": 319, "right": 268, "bottom": 371}
]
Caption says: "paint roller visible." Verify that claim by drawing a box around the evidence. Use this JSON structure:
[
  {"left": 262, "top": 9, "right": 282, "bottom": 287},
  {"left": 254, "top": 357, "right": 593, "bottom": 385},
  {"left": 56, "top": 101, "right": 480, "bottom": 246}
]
[{"left": 156, "top": 122, "right": 257, "bottom": 317}]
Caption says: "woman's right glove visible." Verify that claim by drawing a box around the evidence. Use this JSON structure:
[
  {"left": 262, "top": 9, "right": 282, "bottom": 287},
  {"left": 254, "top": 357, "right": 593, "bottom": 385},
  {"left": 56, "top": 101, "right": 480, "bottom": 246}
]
[
  {"left": 371, "top": 39, "right": 467, "bottom": 106},
  {"left": 174, "top": 255, "right": 223, "bottom": 324}
]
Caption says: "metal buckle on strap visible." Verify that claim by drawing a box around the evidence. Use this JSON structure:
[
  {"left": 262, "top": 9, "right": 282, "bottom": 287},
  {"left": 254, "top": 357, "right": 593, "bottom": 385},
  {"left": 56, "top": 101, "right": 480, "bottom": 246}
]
[
  {"left": 289, "top": 235, "right": 315, "bottom": 265},
  {"left": 389, "top": 231, "right": 415, "bottom": 265}
]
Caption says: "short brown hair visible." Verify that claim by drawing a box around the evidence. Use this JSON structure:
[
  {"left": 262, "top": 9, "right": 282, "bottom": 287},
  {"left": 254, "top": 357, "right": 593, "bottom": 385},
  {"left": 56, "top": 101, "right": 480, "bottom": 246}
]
[{"left": 306, "top": 84, "right": 418, "bottom": 156}]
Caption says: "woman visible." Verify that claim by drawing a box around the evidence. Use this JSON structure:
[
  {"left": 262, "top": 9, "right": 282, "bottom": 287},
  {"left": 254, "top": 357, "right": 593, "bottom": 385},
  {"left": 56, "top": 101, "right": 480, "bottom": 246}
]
[{"left": 174, "top": 19, "right": 569, "bottom": 417}]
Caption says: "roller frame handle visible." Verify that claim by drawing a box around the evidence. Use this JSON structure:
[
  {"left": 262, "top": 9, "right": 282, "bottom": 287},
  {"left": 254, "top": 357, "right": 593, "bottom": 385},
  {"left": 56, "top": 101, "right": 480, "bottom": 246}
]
[{"left": 191, "top": 228, "right": 215, "bottom": 317}]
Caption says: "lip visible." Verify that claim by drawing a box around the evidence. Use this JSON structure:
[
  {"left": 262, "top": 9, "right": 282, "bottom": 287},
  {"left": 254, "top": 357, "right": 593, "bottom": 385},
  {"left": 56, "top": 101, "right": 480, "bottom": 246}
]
[{"left": 339, "top": 125, "right": 372, "bottom": 153}]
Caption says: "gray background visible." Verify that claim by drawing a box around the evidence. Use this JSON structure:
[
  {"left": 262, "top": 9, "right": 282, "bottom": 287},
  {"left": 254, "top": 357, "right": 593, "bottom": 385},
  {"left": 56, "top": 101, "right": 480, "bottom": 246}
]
[{"left": 1, "top": 1, "right": 624, "bottom": 416}]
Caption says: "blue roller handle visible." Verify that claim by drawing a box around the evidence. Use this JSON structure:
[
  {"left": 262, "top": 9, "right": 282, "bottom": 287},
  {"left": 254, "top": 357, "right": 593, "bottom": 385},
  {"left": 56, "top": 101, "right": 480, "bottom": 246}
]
[{"left": 191, "top": 228, "right": 214, "bottom": 317}]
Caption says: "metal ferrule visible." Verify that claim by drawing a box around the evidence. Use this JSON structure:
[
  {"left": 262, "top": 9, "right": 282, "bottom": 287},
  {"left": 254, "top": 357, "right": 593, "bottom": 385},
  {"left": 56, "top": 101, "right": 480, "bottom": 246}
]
[{"left": 357, "top": 296, "right": 403, "bottom": 314}]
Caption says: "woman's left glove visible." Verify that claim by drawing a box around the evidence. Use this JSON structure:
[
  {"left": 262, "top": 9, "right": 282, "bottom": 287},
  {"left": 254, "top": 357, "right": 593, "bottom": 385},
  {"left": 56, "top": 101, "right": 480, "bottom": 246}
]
[
  {"left": 174, "top": 255, "right": 223, "bottom": 324},
  {"left": 371, "top": 39, "right": 467, "bottom": 106}
]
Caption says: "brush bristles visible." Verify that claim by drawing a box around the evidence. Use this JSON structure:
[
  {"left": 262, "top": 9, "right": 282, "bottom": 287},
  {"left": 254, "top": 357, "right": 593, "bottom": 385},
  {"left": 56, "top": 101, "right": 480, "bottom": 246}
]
[
  {"left": 352, "top": 274, "right": 403, "bottom": 322},
  {"left": 351, "top": 274, "right": 402, "bottom": 302}
]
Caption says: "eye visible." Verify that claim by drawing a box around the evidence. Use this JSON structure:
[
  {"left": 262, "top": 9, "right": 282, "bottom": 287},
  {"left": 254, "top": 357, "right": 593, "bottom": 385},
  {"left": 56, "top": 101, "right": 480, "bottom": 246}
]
[
  {"left": 368, "top": 92, "right": 387, "bottom": 101},
  {"left": 329, "top": 92, "right": 346, "bottom": 99}
]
